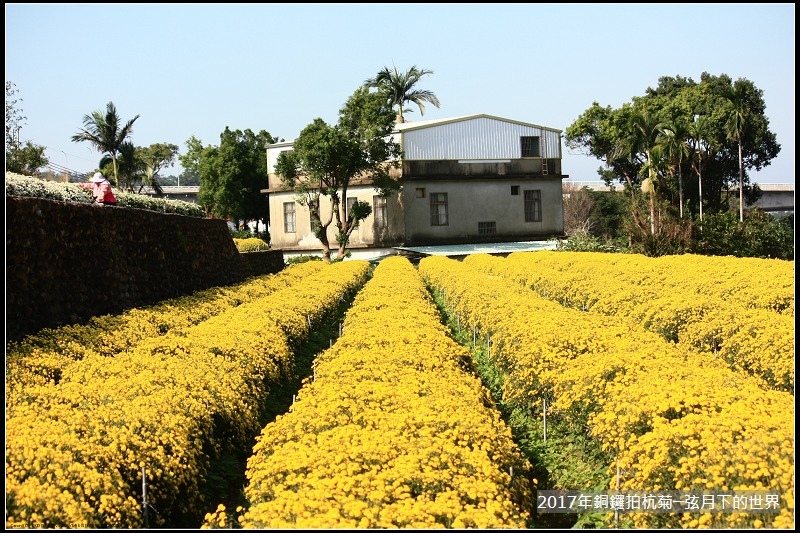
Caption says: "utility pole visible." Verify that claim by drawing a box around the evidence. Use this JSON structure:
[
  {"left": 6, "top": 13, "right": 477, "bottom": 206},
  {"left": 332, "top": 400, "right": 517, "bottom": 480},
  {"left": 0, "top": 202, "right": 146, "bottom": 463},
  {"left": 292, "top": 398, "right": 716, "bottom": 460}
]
[{"left": 61, "top": 151, "right": 69, "bottom": 181}]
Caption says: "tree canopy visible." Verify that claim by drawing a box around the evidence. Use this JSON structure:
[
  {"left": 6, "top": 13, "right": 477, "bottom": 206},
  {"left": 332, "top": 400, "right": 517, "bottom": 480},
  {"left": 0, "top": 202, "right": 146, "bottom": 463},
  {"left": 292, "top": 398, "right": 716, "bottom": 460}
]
[
  {"left": 5, "top": 81, "right": 48, "bottom": 176},
  {"left": 564, "top": 73, "right": 784, "bottom": 256},
  {"left": 565, "top": 73, "right": 780, "bottom": 219},
  {"left": 275, "top": 85, "right": 401, "bottom": 262},
  {"left": 99, "top": 142, "right": 179, "bottom": 193},
  {"left": 195, "top": 128, "right": 277, "bottom": 233}
]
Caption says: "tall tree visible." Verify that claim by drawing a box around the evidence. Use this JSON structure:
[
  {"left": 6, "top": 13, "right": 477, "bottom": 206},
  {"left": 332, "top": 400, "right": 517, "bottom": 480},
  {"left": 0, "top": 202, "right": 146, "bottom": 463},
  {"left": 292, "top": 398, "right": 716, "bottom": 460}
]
[
  {"left": 135, "top": 143, "right": 179, "bottom": 194},
  {"left": 364, "top": 64, "right": 441, "bottom": 123},
  {"left": 5, "top": 81, "right": 48, "bottom": 175},
  {"left": 5, "top": 81, "right": 25, "bottom": 154},
  {"left": 688, "top": 114, "right": 713, "bottom": 223},
  {"left": 565, "top": 73, "right": 780, "bottom": 219},
  {"left": 612, "top": 108, "right": 667, "bottom": 235},
  {"left": 6, "top": 141, "right": 49, "bottom": 177},
  {"left": 238, "top": 129, "right": 275, "bottom": 233},
  {"left": 100, "top": 141, "right": 142, "bottom": 192},
  {"left": 196, "top": 128, "right": 277, "bottom": 230},
  {"left": 275, "top": 86, "right": 401, "bottom": 262},
  {"left": 721, "top": 80, "right": 749, "bottom": 222},
  {"left": 71, "top": 101, "right": 140, "bottom": 186},
  {"left": 661, "top": 119, "right": 691, "bottom": 218},
  {"left": 178, "top": 135, "right": 206, "bottom": 187}
]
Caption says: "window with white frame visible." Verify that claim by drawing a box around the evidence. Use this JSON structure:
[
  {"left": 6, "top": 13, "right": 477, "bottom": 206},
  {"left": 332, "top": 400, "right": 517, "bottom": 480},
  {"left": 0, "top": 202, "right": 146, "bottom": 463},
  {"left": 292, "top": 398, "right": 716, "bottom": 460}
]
[
  {"left": 373, "top": 195, "right": 388, "bottom": 229},
  {"left": 524, "top": 190, "right": 542, "bottom": 222},
  {"left": 309, "top": 198, "right": 321, "bottom": 235},
  {"left": 430, "top": 192, "right": 448, "bottom": 226},
  {"left": 310, "top": 212, "right": 321, "bottom": 236},
  {"left": 283, "top": 202, "right": 296, "bottom": 233},
  {"left": 520, "top": 136, "right": 541, "bottom": 158},
  {"left": 346, "top": 196, "right": 359, "bottom": 227}
]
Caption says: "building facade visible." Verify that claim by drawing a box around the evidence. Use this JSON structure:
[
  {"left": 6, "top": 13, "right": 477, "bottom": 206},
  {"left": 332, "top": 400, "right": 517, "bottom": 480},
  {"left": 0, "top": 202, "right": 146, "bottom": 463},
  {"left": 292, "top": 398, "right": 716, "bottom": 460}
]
[{"left": 265, "top": 114, "right": 567, "bottom": 252}]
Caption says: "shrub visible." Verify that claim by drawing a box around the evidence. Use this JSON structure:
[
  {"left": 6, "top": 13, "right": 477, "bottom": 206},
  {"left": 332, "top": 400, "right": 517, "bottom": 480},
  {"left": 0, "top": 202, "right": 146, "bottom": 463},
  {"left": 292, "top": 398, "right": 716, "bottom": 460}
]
[
  {"left": 555, "top": 231, "right": 625, "bottom": 253},
  {"left": 286, "top": 255, "right": 323, "bottom": 266},
  {"left": 233, "top": 237, "right": 270, "bottom": 252},
  {"left": 5, "top": 172, "right": 93, "bottom": 203},
  {"left": 695, "top": 209, "right": 794, "bottom": 260}
]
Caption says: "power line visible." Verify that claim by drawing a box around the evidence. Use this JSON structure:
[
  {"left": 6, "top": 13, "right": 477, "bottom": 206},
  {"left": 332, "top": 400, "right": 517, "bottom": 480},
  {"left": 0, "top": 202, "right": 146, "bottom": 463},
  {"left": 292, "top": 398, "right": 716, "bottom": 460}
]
[{"left": 43, "top": 162, "right": 89, "bottom": 179}]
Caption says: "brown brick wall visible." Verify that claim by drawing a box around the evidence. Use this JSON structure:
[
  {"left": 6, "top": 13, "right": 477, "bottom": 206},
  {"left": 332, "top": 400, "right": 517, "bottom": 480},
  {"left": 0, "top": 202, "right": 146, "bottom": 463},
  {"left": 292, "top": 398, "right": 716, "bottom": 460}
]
[{"left": 6, "top": 196, "right": 284, "bottom": 342}]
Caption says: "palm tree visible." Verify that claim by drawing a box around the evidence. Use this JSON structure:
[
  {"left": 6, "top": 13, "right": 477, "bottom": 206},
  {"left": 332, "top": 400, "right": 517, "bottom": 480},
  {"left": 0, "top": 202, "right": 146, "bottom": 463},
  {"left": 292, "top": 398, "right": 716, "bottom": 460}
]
[
  {"left": 101, "top": 140, "right": 145, "bottom": 193},
  {"left": 612, "top": 109, "right": 667, "bottom": 235},
  {"left": 661, "top": 120, "right": 691, "bottom": 218},
  {"left": 689, "top": 115, "right": 711, "bottom": 224},
  {"left": 364, "top": 65, "right": 441, "bottom": 123},
  {"left": 722, "top": 82, "right": 748, "bottom": 222},
  {"left": 71, "top": 101, "right": 140, "bottom": 186}
]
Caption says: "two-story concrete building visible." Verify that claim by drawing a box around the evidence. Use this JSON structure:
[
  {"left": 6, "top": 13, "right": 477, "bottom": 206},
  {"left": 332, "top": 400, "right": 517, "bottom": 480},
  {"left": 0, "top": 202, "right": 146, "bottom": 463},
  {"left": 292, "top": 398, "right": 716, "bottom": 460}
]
[{"left": 264, "top": 114, "right": 567, "bottom": 256}]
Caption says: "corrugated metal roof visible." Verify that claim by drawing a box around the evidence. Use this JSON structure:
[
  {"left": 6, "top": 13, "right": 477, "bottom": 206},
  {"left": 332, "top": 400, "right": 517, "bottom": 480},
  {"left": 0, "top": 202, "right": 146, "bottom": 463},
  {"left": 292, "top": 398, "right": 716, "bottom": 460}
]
[
  {"left": 394, "top": 114, "right": 562, "bottom": 134},
  {"left": 400, "top": 116, "right": 562, "bottom": 160}
]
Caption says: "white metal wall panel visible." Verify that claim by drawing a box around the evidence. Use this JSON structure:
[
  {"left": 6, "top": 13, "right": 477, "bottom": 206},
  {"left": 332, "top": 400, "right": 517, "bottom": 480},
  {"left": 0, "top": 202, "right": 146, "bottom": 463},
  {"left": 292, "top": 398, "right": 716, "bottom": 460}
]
[
  {"left": 266, "top": 143, "right": 295, "bottom": 173},
  {"left": 402, "top": 117, "right": 561, "bottom": 161}
]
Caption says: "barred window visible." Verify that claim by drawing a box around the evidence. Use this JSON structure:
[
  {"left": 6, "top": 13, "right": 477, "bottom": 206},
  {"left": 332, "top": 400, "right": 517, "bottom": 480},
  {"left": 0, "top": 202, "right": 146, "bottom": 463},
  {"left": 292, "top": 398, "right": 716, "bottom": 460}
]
[
  {"left": 478, "top": 221, "right": 496, "bottom": 235},
  {"left": 524, "top": 190, "right": 542, "bottom": 222},
  {"left": 284, "top": 202, "right": 296, "bottom": 233},
  {"left": 430, "top": 192, "right": 448, "bottom": 226},
  {"left": 521, "top": 136, "right": 541, "bottom": 158},
  {"left": 373, "top": 195, "right": 388, "bottom": 229}
]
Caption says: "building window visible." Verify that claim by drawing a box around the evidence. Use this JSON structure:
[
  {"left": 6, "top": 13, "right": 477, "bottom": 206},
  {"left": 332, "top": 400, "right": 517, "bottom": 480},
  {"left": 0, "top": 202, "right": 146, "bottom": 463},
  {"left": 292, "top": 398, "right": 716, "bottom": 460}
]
[
  {"left": 283, "top": 202, "right": 296, "bottom": 233},
  {"left": 430, "top": 192, "right": 448, "bottom": 226},
  {"left": 309, "top": 198, "right": 321, "bottom": 236},
  {"left": 373, "top": 195, "right": 387, "bottom": 229},
  {"left": 346, "top": 196, "right": 359, "bottom": 227},
  {"left": 416, "top": 187, "right": 426, "bottom": 198},
  {"left": 511, "top": 185, "right": 520, "bottom": 195},
  {"left": 478, "top": 221, "right": 496, "bottom": 235},
  {"left": 521, "top": 136, "right": 541, "bottom": 158},
  {"left": 524, "top": 190, "right": 542, "bottom": 222}
]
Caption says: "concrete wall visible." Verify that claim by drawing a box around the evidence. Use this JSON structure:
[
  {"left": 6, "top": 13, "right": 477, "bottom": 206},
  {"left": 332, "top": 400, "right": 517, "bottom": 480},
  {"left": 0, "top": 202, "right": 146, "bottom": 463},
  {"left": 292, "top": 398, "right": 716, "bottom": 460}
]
[
  {"left": 6, "top": 196, "right": 284, "bottom": 342},
  {"left": 268, "top": 187, "right": 406, "bottom": 250},
  {"left": 401, "top": 177, "right": 564, "bottom": 244},
  {"left": 748, "top": 186, "right": 794, "bottom": 212}
]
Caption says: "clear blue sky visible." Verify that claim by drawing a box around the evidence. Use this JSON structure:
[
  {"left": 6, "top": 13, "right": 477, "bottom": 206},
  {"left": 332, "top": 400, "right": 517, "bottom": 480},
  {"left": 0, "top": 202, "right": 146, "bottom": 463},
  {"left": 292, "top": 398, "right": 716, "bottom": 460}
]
[{"left": 6, "top": 3, "right": 795, "bottom": 185}]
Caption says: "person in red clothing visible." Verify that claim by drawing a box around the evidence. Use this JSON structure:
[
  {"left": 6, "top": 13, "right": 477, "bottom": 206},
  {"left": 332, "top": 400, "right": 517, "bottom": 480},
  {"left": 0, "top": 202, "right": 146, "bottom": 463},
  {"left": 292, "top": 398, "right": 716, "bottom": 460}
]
[{"left": 77, "top": 172, "right": 118, "bottom": 206}]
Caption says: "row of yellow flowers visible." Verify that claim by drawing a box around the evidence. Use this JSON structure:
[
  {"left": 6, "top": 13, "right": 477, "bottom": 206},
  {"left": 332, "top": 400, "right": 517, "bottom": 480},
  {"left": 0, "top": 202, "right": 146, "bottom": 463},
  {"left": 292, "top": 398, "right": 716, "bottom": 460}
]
[
  {"left": 6, "top": 260, "right": 328, "bottom": 391},
  {"left": 497, "top": 251, "right": 793, "bottom": 314},
  {"left": 464, "top": 251, "right": 794, "bottom": 392},
  {"left": 6, "top": 260, "right": 370, "bottom": 529},
  {"left": 418, "top": 255, "right": 794, "bottom": 529},
  {"left": 205, "top": 256, "right": 533, "bottom": 529}
]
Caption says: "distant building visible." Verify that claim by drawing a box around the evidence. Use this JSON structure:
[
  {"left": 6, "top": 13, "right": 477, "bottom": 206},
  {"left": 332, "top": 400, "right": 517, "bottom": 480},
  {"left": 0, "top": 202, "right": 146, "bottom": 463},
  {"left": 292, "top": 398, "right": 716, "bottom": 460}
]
[
  {"left": 264, "top": 114, "right": 568, "bottom": 254},
  {"left": 138, "top": 186, "right": 200, "bottom": 204}
]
